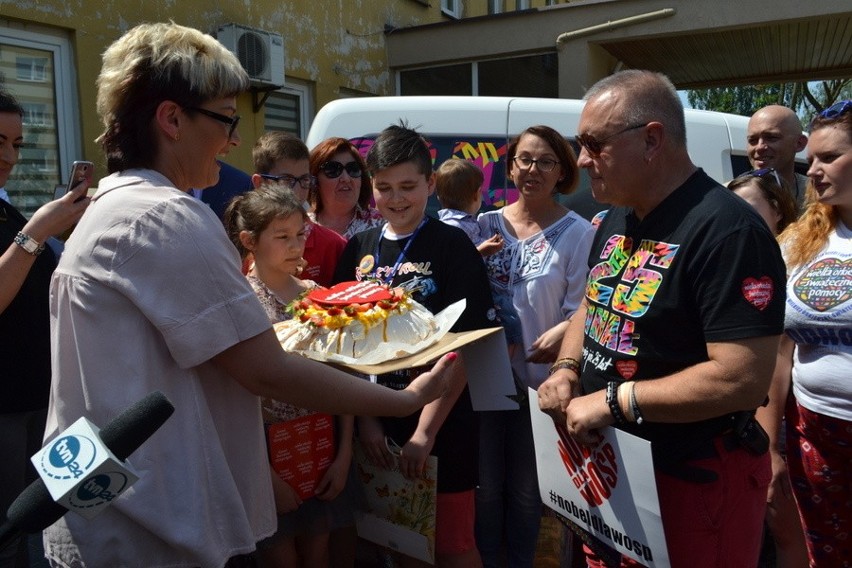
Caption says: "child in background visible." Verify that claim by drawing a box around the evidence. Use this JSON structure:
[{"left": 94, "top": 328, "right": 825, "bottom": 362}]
[
  {"left": 223, "top": 185, "right": 363, "bottom": 568},
  {"left": 435, "top": 158, "right": 503, "bottom": 256},
  {"left": 436, "top": 158, "right": 521, "bottom": 351},
  {"left": 333, "top": 123, "right": 497, "bottom": 568},
  {"left": 252, "top": 131, "right": 347, "bottom": 286}
]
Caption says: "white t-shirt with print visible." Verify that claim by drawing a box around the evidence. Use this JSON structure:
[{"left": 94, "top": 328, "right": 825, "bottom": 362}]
[{"left": 785, "top": 221, "right": 852, "bottom": 421}]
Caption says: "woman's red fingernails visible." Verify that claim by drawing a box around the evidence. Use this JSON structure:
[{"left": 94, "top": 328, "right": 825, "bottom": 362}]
[{"left": 445, "top": 352, "right": 458, "bottom": 362}]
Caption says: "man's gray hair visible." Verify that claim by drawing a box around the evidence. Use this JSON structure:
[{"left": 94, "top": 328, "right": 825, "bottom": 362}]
[{"left": 584, "top": 70, "right": 687, "bottom": 146}]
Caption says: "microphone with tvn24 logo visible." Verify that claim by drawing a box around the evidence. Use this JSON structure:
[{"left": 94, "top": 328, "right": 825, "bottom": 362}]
[{"left": 0, "top": 391, "right": 175, "bottom": 549}]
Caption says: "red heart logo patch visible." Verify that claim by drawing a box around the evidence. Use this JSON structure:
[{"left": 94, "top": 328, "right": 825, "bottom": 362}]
[
  {"left": 741, "top": 277, "right": 774, "bottom": 311},
  {"left": 615, "top": 360, "right": 637, "bottom": 380}
]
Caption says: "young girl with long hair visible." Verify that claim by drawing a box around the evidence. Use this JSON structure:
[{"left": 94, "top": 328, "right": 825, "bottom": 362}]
[{"left": 225, "top": 184, "right": 363, "bottom": 568}]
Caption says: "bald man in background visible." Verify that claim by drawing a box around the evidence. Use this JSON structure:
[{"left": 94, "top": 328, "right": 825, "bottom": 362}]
[{"left": 747, "top": 105, "right": 808, "bottom": 210}]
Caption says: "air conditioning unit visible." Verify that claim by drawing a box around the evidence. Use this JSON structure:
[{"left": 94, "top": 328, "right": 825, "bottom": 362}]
[{"left": 216, "top": 24, "right": 285, "bottom": 87}]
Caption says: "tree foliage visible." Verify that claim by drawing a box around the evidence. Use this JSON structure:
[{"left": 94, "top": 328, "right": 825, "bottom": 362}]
[{"left": 687, "top": 79, "right": 852, "bottom": 121}]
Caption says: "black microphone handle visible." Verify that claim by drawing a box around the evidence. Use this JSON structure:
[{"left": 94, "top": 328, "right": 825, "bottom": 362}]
[
  {"left": 98, "top": 391, "right": 175, "bottom": 461},
  {"left": 2, "top": 480, "right": 65, "bottom": 538}
]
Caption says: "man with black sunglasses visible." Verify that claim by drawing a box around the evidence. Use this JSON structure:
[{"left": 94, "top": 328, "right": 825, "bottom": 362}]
[
  {"left": 539, "top": 70, "right": 786, "bottom": 568},
  {"left": 747, "top": 105, "right": 808, "bottom": 210}
]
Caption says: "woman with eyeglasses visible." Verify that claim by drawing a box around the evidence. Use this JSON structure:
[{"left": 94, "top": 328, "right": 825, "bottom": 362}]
[
  {"left": 41, "top": 22, "right": 455, "bottom": 568},
  {"left": 762, "top": 100, "right": 852, "bottom": 567},
  {"left": 308, "top": 137, "right": 383, "bottom": 239},
  {"left": 475, "top": 125, "right": 595, "bottom": 568}
]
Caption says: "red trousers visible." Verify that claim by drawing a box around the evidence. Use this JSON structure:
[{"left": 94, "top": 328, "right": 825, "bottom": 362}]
[{"left": 585, "top": 436, "right": 770, "bottom": 567}]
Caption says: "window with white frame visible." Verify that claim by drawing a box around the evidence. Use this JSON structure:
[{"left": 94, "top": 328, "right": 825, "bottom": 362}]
[
  {"left": 488, "top": 0, "right": 505, "bottom": 14},
  {"left": 1, "top": 24, "right": 81, "bottom": 216},
  {"left": 441, "top": 0, "right": 461, "bottom": 18},
  {"left": 20, "top": 102, "right": 50, "bottom": 126},
  {"left": 263, "top": 79, "right": 313, "bottom": 139},
  {"left": 517, "top": 0, "right": 531, "bottom": 10},
  {"left": 15, "top": 56, "right": 48, "bottom": 82}
]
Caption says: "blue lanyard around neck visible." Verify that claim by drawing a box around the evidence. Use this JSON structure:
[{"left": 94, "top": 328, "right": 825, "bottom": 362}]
[{"left": 374, "top": 217, "right": 428, "bottom": 285}]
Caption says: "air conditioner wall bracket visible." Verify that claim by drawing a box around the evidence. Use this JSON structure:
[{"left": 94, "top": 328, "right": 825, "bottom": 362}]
[{"left": 250, "top": 85, "right": 281, "bottom": 113}]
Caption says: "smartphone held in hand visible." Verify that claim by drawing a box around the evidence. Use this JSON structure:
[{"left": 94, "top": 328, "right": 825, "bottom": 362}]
[{"left": 54, "top": 160, "right": 94, "bottom": 201}]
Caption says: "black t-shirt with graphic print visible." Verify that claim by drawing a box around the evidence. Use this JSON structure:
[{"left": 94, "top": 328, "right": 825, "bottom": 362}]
[
  {"left": 580, "top": 169, "right": 785, "bottom": 465},
  {"left": 334, "top": 216, "right": 496, "bottom": 492}
]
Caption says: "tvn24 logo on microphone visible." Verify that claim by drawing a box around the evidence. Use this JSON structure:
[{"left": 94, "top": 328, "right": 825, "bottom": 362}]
[
  {"left": 32, "top": 418, "right": 139, "bottom": 519},
  {"left": 43, "top": 434, "right": 98, "bottom": 480}
]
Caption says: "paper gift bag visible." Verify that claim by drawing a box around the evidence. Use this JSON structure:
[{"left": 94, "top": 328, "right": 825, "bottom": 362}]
[
  {"left": 267, "top": 413, "right": 335, "bottom": 500},
  {"left": 354, "top": 439, "right": 438, "bottom": 564}
]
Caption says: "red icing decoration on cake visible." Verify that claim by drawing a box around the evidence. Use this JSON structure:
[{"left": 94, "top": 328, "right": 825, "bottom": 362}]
[{"left": 308, "top": 280, "right": 393, "bottom": 306}]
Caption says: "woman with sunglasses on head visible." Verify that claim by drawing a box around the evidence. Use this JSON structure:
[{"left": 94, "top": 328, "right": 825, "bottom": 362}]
[
  {"left": 309, "top": 137, "right": 383, "bottom": 239},
  {"left": 728, "top": 169, "right": 806, "bottom": 568},
  {"left": 41, "top": 22, "right": 456, "bottom": 568},
  {"left": 728, "top": 168, "right": 798, "bottom": 235},
  {"left": 476, "top": 125, "right": 595, "bottom": 568},
  {"left": 761, "top": 100, "right": 852, "bottom": 567}
]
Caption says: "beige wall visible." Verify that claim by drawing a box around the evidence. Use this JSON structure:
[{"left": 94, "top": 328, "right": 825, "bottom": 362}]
[{"left": 0, "top": 1, "right": 454, "bottom": 175}]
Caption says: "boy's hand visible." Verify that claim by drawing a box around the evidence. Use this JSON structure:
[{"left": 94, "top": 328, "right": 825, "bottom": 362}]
[
  {"left": 399, "top": 430, "right": 435, "bottom": 480},
  {"left": 358, "top": 416, "right": 395, "bottom": 470},
  {"left": 477, "top": 233, "right": 504, "bottom": 256}
]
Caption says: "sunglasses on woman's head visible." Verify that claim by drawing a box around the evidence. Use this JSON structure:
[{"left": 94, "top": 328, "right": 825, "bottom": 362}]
[
  {"left": 320, "top": 160, "right": 362, "bottom": 179},
  {"left": 736, "top": 167, "right": 782, "bottom": 187},
  {"left": 810, "top": 100, "right": 852, "bottom": 131},
  {"left": 818, "top": 100, "right": 852, "bottom": 120}
]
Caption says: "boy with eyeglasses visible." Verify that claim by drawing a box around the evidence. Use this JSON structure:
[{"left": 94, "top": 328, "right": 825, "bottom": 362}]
[{"left": 251, "top": 131, "right": 346, "bottom": 286}]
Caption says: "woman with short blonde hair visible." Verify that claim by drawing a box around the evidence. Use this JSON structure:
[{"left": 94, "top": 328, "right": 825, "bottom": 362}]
[{"left": 43, "top": 22, "right": 454, "bottom": 568}]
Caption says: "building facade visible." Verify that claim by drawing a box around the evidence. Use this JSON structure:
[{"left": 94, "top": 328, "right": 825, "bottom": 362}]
[
  {"left": 0, "top": 0, "right": 558, "bottom": 213},
  {"left": 2, "top": 1, "right": 848, "bottom": 214}
]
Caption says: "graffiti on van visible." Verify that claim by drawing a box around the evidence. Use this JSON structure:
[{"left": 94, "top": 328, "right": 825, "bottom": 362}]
[{"left": 351, "top": 136, "right": 518, "bottom": 211}]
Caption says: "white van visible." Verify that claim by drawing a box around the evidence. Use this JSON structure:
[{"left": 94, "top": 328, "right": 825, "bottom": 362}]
[{"left": 305, "top": 96, "right": 764, "bottom": 219}]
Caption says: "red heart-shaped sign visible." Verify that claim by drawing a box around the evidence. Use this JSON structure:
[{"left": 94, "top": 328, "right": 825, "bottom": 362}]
[{"left": 308, "top": 280, "right": 393, "bottom": 306}]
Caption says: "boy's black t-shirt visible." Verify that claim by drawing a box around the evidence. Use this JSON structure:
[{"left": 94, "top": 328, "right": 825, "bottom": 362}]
[
  {"left": 581, "top": 170, "right": 786, "bottom": 464},
  {"left": 334, "top": 216, "right": 496, "bottom": 492}
]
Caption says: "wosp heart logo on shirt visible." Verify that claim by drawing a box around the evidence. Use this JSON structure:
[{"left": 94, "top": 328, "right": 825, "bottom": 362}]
[
  {"left": 793, "top": 258, "right": 852, "bottom": 312},
  {"left": 615, "top": 360, "right": 637, "bottom": 380},
  {"left": 741, "top": 277, "right": 774, "bottom": 311}
]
